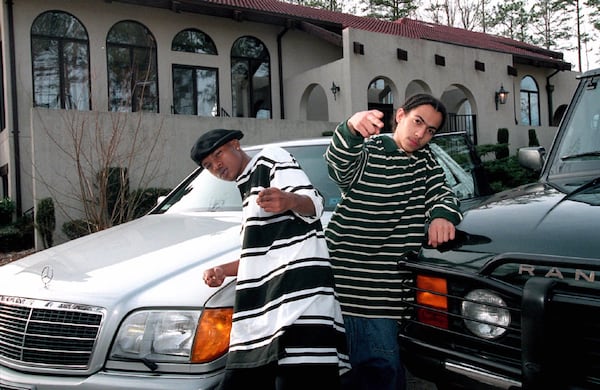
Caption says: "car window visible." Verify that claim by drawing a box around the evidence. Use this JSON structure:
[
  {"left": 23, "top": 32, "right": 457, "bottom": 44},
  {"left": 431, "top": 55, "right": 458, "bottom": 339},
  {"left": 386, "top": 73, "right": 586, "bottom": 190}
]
[
  {"left": 430, "top": 134, "right": 476, "bottom": 199},
  {"left": 549, "top": 80, "right": 600, "bottom": 178},
  {"left": 156, "top": 136, "right": 480, "bottom": 214},
  {"left": 157, "top": 144, "right": 341, "bottom": 213},
  {"left": 285, "top": 145, "right": 342, "bottom": 210}
]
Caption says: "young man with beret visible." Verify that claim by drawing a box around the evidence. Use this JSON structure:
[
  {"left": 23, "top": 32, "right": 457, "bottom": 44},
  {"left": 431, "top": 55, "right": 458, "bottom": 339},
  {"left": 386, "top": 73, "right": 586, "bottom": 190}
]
[{"left": 192, "top": 129, "right": 350, "bottom": 390}]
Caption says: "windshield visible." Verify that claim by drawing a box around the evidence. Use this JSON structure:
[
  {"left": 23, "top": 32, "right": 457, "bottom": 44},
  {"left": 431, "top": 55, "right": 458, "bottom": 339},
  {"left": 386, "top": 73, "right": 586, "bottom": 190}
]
[
  {"left": 549, "top": 77, "right": 600, "bottom": 178},
  {"left": 155, "top": 135, "right": 481, "bottom": 215},
  {"left": 156, "top": 144, "right": 340, "bottom": 214}
]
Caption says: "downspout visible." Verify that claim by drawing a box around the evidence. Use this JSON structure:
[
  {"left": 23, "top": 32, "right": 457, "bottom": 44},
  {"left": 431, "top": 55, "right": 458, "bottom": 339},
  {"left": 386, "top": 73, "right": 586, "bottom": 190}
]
[
  {"left": 277, "top": 26, "right": 289, "bottom": 120},
  {"left": 545, "top": 69, "right": 560, "bottom": 126},
  {"left": 6, "top": 0, "right": 22, "bottom": 215}
]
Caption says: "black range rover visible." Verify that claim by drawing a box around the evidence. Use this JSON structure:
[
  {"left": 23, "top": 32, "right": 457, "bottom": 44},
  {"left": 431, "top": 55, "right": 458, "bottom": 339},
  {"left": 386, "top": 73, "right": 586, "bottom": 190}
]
[{"left": 399, "top": 67, "right": 600, "bottom": 390}]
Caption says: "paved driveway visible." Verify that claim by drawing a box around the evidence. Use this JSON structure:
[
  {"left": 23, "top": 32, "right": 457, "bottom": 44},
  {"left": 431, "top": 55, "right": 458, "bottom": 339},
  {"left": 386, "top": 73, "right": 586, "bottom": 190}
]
[{"left": 408, "top": 370, "right": 437, "bottom": 389}]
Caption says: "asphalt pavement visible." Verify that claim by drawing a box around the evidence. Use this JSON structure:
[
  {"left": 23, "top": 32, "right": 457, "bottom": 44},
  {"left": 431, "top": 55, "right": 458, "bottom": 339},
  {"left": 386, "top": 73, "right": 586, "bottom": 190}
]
[{"left": 407, "top": 370, "right": 437, "bottom": 389}]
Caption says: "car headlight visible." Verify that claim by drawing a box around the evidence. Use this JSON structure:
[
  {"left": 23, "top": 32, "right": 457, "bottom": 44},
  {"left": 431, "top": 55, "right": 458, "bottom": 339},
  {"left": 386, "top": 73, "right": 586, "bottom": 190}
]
[
  {"left": 461, "top": 289, "right": 510, "bottom": 339},
  {"left": 111, "top": 310, "right": 201, "bottom": 362},
  {"left": 109, "top": 281, "right": 235, "bottom": 366}
]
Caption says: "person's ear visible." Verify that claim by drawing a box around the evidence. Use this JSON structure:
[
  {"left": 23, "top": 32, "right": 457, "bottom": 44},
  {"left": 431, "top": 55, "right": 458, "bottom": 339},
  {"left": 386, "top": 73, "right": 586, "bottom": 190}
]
[{"left": 395, "top": 107, "right": 406, "bottom": 123}]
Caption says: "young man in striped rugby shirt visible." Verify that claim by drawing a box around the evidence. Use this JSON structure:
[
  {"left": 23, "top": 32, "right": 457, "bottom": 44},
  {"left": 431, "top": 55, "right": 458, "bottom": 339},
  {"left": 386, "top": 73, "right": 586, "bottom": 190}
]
[
  {"left": 192, "top": 128, "right": 350, "bottom": 390},
  {"left": 324, "top": 94, "right": 463, "bottom": 390}
]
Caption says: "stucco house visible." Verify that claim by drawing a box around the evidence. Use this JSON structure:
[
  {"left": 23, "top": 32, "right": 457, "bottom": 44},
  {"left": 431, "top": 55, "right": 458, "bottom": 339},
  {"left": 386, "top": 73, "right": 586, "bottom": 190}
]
[{"left": 0, "top": 0, "right": 578, "bottom": 246}]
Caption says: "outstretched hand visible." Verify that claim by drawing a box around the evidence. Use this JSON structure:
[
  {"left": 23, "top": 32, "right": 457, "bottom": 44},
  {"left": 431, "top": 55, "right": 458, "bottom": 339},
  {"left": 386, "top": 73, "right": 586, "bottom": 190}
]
[{"left": 347, "top": 109, "right": 385, "bottom": 138}]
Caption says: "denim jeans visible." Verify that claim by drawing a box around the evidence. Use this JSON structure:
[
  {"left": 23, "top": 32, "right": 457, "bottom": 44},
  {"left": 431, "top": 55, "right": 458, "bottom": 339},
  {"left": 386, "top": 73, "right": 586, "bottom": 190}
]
[{"left": 341, "top": 316, "right": 406, "bottom": 390}]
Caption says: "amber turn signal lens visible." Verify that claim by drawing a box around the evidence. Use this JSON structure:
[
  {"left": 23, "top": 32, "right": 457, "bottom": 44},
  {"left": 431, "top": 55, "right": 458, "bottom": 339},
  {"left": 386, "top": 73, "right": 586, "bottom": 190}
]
[
  {"left": 416, "top": 275, "right": 449, "bottom": 329},
  {"left": 416, "top": 275, "right": 448, "bottom": 309},
  {"left": 191, "top": 307, "right": 233, "bottom": 363}
]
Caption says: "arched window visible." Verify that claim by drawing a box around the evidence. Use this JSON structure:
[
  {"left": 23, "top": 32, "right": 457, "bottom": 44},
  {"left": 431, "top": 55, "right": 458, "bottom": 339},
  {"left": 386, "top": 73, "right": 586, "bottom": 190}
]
[
  {"left": 31, "top": 11, "right": 90, "bottom": 110},
  {"left": 552, "top": 104, "right": 568, "bottom": 126},
  {"left": 171, "top": 29, "right": 219, "bottom": 116},
  {"left": 231, "top": 36, "right": 271, "bottom": 118},
  {"left": 368, "top": 77, "right": 394, "bottom": 132},
  {"left": 520, "top": 76, "right": 540, "bottom": 126},
  {"left": 106, "top": 21, "right": 158, "bottom": 112},
  {"left": 172, "top": 28, "right": 217, "bottom": 54}
]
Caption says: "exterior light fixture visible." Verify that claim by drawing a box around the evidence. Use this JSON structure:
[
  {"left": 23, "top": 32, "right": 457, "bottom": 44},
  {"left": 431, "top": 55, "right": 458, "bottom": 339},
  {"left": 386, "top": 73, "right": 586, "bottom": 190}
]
[
  {"left": 495, "top": 85, "right": 509, "bottom": 110},
  {"left": 331, "top": 82, "right": 340, "bottom": 100}
]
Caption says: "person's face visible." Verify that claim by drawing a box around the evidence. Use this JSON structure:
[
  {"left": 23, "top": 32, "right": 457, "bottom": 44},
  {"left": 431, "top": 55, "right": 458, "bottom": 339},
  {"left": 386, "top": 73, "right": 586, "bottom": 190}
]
[
  {"left": 392, "top": 104, "right": 443, "bottom": 154},
  {"left": 201, "top": 139, "right": 248, "bottom": 181}
]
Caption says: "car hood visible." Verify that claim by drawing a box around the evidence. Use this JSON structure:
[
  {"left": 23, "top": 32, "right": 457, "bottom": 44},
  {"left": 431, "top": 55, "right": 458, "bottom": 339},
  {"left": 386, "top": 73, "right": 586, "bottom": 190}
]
[
  {"left": 431, "top": 182, "right": 599, "bottom": 261},
  {"left": 0, "top": 212, "right": 241, "bottom": 306}
]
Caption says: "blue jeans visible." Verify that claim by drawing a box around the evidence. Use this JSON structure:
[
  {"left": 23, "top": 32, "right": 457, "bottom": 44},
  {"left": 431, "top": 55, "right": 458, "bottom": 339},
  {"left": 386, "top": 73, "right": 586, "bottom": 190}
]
[{"left": 341, "top": 316, "right": 406, "bottom": 390}]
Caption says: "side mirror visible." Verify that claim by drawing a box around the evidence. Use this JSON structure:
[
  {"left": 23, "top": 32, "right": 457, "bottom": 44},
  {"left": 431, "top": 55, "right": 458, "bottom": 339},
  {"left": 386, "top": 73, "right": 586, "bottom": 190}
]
[
  {"left": 156, "top": 195, "right": 166, "bottom": 206},
  {"left": 518, "top": 147, "right": 546, "bottom": 172}
]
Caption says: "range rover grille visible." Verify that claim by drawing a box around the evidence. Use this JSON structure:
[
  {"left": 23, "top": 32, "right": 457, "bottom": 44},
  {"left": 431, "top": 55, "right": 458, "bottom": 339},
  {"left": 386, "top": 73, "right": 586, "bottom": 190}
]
[
  {"left": 400, "top": 273, "right": 600, "bottom": 388},
  {"left": 0, "top": 296, "right": 104, "bottom": 369}
]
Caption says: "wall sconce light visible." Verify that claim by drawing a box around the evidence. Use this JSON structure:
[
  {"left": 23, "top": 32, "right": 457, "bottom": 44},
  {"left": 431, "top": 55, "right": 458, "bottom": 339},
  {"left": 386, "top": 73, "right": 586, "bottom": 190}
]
[
  {"left": 495, "top": 85, "right": 509, "bottom": 110},
  {"left": 331, "top": 82, "right": 340, "bottom": 100}
]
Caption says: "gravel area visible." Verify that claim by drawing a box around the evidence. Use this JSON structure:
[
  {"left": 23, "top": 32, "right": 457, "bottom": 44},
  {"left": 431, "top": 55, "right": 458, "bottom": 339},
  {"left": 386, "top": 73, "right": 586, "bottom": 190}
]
[{"left": 0, "top": 248, "right": 36, "bottom": 266}]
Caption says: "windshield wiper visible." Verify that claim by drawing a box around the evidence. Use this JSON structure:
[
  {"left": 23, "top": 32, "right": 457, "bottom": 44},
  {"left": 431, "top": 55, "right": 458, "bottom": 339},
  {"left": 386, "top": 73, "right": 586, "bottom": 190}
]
[
  {"left": 564, "top": 176, "right": 600, "bottom": 200},
  {"left": 561, "top": 150, "right": 600, "bottom": 160}
]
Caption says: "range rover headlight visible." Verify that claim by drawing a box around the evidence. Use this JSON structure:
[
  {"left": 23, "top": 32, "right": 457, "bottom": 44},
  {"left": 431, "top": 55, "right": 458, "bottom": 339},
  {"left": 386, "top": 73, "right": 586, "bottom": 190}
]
[{"left": 461, "top": 289, "right": 510, "bottom": 339}]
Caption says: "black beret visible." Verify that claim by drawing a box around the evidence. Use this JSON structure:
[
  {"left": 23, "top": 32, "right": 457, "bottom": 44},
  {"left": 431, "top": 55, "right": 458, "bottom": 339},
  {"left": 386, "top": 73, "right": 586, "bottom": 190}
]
[{"left": 190, "top": 129, "right": 244, "bottom": 165}]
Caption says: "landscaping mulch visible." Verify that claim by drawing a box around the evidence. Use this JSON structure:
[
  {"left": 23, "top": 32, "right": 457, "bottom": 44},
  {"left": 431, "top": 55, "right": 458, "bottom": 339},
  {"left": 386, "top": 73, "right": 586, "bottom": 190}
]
[{"left": 0, "top": 248, "right": 36, "bottom": 266}]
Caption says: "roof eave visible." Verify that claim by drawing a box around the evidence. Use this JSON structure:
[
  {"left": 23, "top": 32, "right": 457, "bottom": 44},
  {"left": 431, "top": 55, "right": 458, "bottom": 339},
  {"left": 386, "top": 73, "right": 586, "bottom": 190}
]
[
  {"left": 513, "top": 54, "right": 572, "bottom": 71},
  {"left": 110, "top": 0, "right": 343, "bottom": 33}
]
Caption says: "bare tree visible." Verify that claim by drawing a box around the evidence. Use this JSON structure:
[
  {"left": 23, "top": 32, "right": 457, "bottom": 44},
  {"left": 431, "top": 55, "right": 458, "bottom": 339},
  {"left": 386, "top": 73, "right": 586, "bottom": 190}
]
[
  {"left": 422, "top": 0, "right": 457, "bottom": 25},
  {"left": 456, "top": 0, "right": 481, "bottom": 29},
  {"left": 33, "top": 107, "right": 168, "bottom": 237}
]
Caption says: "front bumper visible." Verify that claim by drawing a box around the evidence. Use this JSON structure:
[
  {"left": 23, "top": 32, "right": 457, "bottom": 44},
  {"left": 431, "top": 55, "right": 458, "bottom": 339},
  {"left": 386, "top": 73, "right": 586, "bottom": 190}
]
[
  {"left": 399, "top": 334, "right": 521, "bottom": 390},
  {"left": 0, "top": 365, "right": 223, "bottom": 390}
]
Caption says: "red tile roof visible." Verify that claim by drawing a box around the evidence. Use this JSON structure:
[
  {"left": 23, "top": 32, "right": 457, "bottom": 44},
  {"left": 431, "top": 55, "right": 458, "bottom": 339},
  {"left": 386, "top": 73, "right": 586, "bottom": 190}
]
[{"left": 119, "top": 0, "right": 571, "bottom": 69}]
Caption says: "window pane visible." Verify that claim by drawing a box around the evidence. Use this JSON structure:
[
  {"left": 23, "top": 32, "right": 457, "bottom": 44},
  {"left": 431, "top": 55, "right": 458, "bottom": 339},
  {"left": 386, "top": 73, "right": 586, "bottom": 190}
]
[
  {"left": 231, "top": 37, "right": 271, "bottom": 118},
  {"left": 368, "top": 78, "right": 393, "bottom": 104},
  {"left": 172, "top": 29, "right": 217, "bottom": 54},
  {"left": 231, "top": 59, "right": 249, "bottom": 117},
  {"left": 31, "top": 11, "right": 87, "bottom": 39},
  {"left": 107, "top": 21, "right": 157, "bottom": 112},
  {"left": 252, "top": 61, "right": 271, "bottom": 118},
  {"left": 31, "top": 11, "right": 90, "bottom": 110},
  {"left": 521, "top": 76, "right": 537, "bottom": 91},
  {"left": 231, "top": 37, "right": 267, "bottom": 59},
  {"left": 32, "top": 38, "right": 60, "bottom": 108},
  {"left": 64, "top": 41, "right": 90, "bottom": 110},
  {"left": 530, "top": 93, "right": 540, "bottom": 126},
  {"left": 107, "top": 22, "right": 154, "bottom": 46},
  {"left": 196, "top": 69, "right": 217, "bottom": 116},
  {"left": 173, "top": 66, "right": 218, "bottom": 116},
  {"left": 132, "top": 47, "right": 157, "bottom": 112},
  {"left": 173, "top": 67, "right": 194, "bottom": 115},
  {"left": 520, "top": 91, "right": 530, "bottom": 125},
  {"left": 108, "top": 46, "right": 133, "bottom": 112}
]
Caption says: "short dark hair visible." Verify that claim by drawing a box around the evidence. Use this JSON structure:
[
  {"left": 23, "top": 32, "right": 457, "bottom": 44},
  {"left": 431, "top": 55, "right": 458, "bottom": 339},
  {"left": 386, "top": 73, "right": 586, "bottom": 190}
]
[{"left": 400, "top": 93, "right": 447, "bottom": 131}]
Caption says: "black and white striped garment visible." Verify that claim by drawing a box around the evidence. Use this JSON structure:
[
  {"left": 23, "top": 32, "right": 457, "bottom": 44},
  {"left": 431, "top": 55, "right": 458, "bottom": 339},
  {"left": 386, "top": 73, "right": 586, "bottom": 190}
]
[
  {"left": 227, "top": 145, "right": 350, "bottom": 374},
  {"left": 325, "top": 121, "right": 463, "bottom": 320}
]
